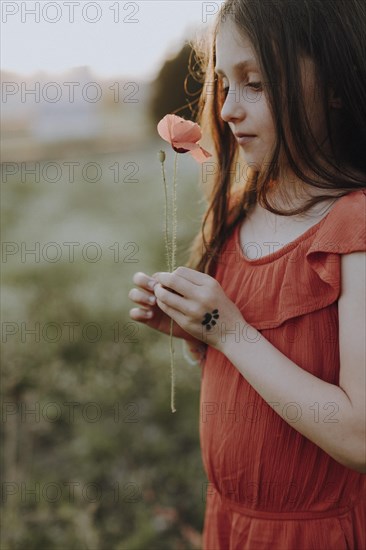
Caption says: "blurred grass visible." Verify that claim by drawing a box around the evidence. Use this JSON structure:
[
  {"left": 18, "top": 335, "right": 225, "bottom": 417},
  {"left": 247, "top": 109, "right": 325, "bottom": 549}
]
[{"left": 1, "top": 138, "right": 209, "bottom": 549}]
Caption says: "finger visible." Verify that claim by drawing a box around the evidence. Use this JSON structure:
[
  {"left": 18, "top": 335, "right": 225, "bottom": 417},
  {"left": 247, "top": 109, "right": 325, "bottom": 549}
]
[
  {"left": 128, "top": 288, "right": 157, "bottom": 306},
  {"left": 153, "top": 272, "right": 201, "bottom": 299},
  {"left": 129, "top": 307, "right": 154, "bottom": 321},
  {"left": 154, "top": 296, "right": 187, "bottom": 328},
  {"left": 154, "top": 283, "right": 188, "bottom": 314},
  {"left": 153, "top": 268, "right": 203, "bottom": 286},
  {"left": 155, "top": 298, "right": 205, "bottom": 344},
  {"left": 132, "top": 272, "right": 158, "bottom": 290}
]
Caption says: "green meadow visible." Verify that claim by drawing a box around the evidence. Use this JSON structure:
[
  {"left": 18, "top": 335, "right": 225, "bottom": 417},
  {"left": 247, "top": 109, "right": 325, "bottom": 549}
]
[{"left": 1, "top": 137, "right": 209, "bottom": 549}]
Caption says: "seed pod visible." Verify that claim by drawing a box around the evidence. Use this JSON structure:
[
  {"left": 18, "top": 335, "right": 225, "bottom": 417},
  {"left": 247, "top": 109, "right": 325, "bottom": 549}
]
[{"left": 158, "top": 150, "right": 166, "bottom": 163}]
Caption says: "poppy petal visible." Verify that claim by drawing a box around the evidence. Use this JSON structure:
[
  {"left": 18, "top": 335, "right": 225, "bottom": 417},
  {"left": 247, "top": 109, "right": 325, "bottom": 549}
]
[
  {"left": 157, "top": 115, "right": 174, "bottom": 144},
  {"left": 171, "top": 121, "right": 201, "bottom": 144},
  {"left": 157, "top": 114, "right": 212, "bottom": 163},
  {"left": 189, "top": 147, "right": 213, "bottom": 164}
]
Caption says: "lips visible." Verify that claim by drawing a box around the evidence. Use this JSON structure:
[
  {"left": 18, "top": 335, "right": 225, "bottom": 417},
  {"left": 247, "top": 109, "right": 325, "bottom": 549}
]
[
  {"left": 234, "top": 133, "right": 256, "bottom": 146},
  {"left": 234, "top": 133, "right": 256, "bottom": 138}
]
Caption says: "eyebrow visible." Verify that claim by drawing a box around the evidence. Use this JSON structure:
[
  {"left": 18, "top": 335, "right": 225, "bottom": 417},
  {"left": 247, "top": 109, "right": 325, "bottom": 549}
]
[{"left": 214, "top": 59, "right": 258, "bottom": 76}]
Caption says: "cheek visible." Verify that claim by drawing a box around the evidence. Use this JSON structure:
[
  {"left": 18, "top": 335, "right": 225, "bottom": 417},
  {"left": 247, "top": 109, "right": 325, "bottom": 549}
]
[
  {"left": 257, "top": 110, "right": 276, "bottom": 146},
  {"left": 253, "top": 97, "right": 274, "bottom": 132}
]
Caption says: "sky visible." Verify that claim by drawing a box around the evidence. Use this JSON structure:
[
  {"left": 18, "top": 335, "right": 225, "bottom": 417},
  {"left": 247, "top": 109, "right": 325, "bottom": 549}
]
[{"left": 1, "top": 1, "right": 223, "bottom": 80}]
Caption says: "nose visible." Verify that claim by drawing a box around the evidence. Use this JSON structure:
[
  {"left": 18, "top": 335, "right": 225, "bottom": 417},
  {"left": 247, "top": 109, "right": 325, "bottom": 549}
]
[{"left": 220, "top": 84, "right": 246, "bottom": 123}]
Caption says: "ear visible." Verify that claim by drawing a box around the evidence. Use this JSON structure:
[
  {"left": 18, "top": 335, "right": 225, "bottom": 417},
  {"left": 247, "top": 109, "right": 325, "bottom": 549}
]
[{"left": 328, "top": 87, "right": 343, "bottom": 109}]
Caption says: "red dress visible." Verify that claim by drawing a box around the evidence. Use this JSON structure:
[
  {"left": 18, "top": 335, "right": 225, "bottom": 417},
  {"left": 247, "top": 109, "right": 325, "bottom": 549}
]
[{"left": 199, "top": 189, "right": 366, "bottom": 549}]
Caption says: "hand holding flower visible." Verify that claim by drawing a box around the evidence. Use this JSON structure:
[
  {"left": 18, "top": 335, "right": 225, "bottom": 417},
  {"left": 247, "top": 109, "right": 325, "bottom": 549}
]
[{"left": 152, "top": 266, "right": 246, "bottom": 353}]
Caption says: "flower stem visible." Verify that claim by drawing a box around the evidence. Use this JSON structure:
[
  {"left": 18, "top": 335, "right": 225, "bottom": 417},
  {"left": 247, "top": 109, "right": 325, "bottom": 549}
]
[
  {"left": 170, "top": 151, "right": 178, "bottom": 413},
  {"left": 160, "top": 157, "right": 171, "bottom": 273},
  {"left": 171, "top": 152, "right": 178, "bottom": 272},
  {"left": 169, "top": 317, "right": 176, "bottom": 413}
]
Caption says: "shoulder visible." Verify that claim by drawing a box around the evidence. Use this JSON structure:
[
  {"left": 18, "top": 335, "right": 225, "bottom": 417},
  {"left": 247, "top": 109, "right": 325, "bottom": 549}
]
[
  {"left": 337, "top": 192, "right": 366, "bottom": 398},
  {"left": 338, "top": 250, "right": 365, "bottom": 451},
  {"left": 307, "top": 188, "right": 366, "bottom": 257},
  {"left": 328, "top": 187, "right": 365, "bottom": 221},
  {"left": 339, "top": 247, "right": 365, "bottom": 315},
  {"left": 337, "top": 188, "right": 366, "bottom": 299},
  {"left": 340, "top": 250, "right": 366, "bottom": 302}
]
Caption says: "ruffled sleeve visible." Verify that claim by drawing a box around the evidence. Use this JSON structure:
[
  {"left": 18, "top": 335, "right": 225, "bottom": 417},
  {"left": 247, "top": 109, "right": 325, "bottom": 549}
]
[
  {"left": 306, "top": 189, "right": 366, "bottom": 287},
  {"left": 227, "top": 189, "right": 366, "bottom": 330}
]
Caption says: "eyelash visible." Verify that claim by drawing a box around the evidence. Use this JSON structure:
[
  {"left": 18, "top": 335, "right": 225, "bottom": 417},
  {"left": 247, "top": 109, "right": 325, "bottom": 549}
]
[{"left": 221, "top": 82, "right": 262, "bottom": 95}]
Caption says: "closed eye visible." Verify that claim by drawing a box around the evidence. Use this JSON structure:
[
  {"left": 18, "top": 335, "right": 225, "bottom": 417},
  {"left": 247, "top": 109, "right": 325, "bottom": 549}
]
[
  {"left": 247, "top": 82, "right": 262, "bottom": 90},
  {"left": 220, "top": 81, "right": 263, "bottom": 96}
]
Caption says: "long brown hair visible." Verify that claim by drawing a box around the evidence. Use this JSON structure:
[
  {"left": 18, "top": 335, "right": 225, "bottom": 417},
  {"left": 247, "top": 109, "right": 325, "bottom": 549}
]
[{"left": 185, "top": 0, "right": 366, "bottom": 275}]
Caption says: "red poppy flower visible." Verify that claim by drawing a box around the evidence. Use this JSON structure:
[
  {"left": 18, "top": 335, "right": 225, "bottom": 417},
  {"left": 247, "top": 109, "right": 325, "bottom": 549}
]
[{"left": 157, "top": 114, "right": 212, "bottom": 163}]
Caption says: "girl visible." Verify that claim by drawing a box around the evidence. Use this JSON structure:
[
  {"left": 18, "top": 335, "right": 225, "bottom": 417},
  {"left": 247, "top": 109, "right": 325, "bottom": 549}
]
[{"left": 128, "top": 0, "right": 366, "bottom": 548}]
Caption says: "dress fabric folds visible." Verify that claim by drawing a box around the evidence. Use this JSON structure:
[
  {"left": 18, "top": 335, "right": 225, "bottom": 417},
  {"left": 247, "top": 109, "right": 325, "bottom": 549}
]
[{"left": 199, "top": 189, "right": 366, "bottom": 549}]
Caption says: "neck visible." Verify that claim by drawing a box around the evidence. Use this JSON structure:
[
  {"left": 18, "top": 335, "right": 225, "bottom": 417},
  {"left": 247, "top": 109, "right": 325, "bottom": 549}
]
[{"left": 264, "top": 163, "right": 360, "bottom": 213}]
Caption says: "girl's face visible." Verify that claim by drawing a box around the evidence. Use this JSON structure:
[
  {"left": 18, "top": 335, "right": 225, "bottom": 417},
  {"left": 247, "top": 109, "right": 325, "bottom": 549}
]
[
  {"left": 215, "top": 19, "right": 274, "bottom": 171},
  {"left": 215, "top": 19, "right": 329, "bottom": 175}
]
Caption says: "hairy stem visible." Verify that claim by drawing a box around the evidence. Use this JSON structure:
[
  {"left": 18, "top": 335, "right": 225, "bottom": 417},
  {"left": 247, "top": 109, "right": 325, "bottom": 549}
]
[
  {"left": 170, "top": 152, "right": 179, "bottom": 413},
  {"left": 160, "top": 158, "right": 171, "bottom": 272}
]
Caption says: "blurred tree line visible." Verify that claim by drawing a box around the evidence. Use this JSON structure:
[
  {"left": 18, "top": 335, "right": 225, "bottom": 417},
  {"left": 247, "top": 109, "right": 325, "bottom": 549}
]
[{"left": 150, "top": 42, "right": 204, "bottom": 126}]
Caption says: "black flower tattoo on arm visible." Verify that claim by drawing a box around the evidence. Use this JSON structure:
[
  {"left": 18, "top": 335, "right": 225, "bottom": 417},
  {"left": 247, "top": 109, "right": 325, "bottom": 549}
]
[{"left": 201, "top": 309, "right": 219, "bottom": 330}]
